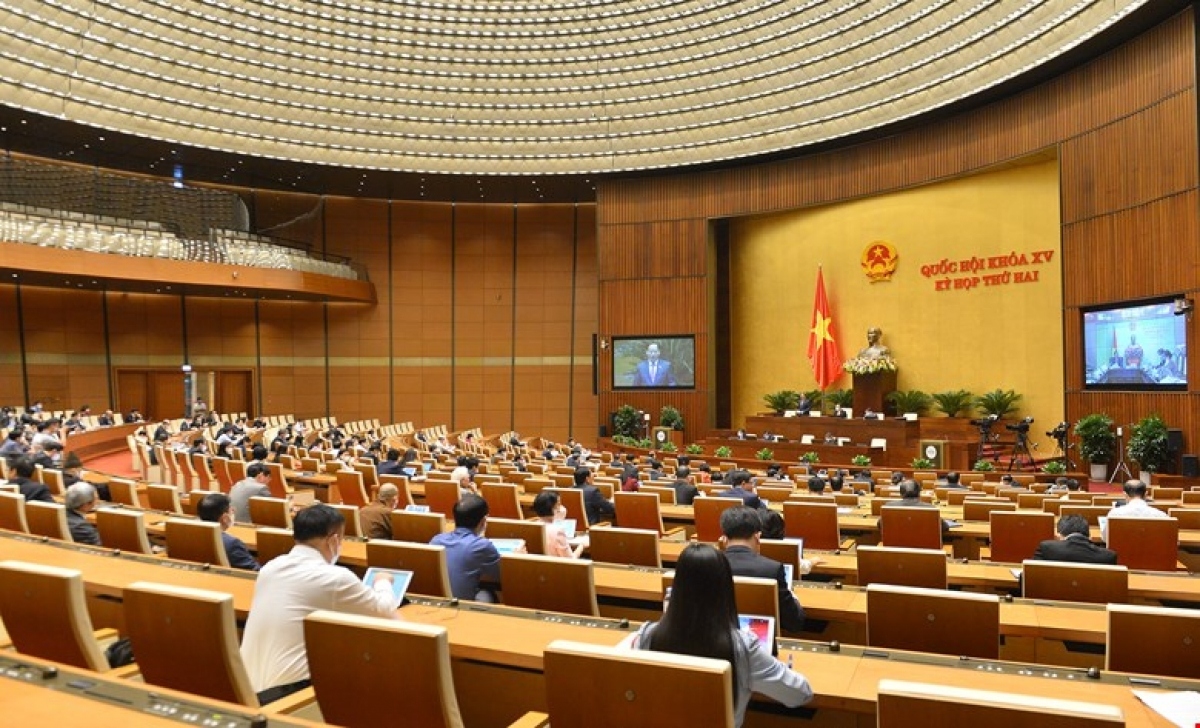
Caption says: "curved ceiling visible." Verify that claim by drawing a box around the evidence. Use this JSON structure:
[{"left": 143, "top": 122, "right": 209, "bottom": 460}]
[{"left": 0, "top": 0, "right": 1159, "bottom": 178}]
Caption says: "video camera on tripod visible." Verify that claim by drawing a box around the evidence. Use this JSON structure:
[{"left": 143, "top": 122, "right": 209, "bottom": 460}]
[
  {"left": 1046, "top": 421, "right": 1068, "bottom": 440},
  {"left": 1005, "top": 416, "right": 1034, "bottom": 436},
  {"left": 969, "top": 413, "right": 999, "bottom": 434}
]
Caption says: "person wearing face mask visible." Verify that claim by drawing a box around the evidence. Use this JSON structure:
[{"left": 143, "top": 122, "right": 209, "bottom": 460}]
[
  {"left": 196, "top": 493, "right": 260, "bottom": 572},
  {"left": 532, "top": 490, "right": 584, "bottom": 558},
  {"left": 240, "top": 504, "right": 401, "bottom": 705}
]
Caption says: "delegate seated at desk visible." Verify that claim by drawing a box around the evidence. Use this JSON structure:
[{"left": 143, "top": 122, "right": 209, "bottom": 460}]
[
  {"left": 1101, "top": 480, "right": 1167, "bottom": 543},
  {"left": 198, "top": 492, "right": 261, "bottom": 571},
  {"left": 1033, "top": 514, "right": 1117, "bottom": 564},
  {"left": 720, "top": 506, "right": 806, "bottom": 634},
  {"left": 718, "top": 470, "right": 768, "bottom": 509},
  {"left": 431, "top": 494, "right": 520, "bottom": 602}
]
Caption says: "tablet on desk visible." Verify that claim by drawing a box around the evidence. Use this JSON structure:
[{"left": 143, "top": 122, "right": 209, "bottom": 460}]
[
  {"left": 362, "top": 567, "right": 414, "bottom": 603},
  {"left": 782, "top": 563, "right": 794, "bottom": 585},
  {"left": 492, "top": 538, "right": 525, "bottom": 555},
  {"left": 404, "top": 504, "right": 430, "bottom": 513},
  {"left": 555, "top": 519, "right": 577, "bottom": 540},
  {"left": 738, "top": 614, "right": 776, "bottom": 648}
]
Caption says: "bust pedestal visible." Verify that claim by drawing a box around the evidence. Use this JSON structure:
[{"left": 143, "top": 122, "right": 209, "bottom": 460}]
[{"left": 852, "top": 370, "right": 898, "bottom": 415}]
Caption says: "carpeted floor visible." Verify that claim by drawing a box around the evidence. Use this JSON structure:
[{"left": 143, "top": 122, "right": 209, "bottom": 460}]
[{"left": 85, "top": 451, "right": 141, "bottom": 479}]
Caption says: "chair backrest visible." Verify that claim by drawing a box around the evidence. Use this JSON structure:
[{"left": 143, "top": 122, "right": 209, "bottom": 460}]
[
  {"left": 154, "top": 444, "right": 174, "bottom": 487},
  {"left": 95, "top": 508, "right": 154, "bottom": 554},
  {"left": 1060, "top": 505, "right": 1109, "bottom": 526},
  {"left": 587, "top": 526, "right": 661, "bottom": 568},
  {"left": 879, "top": 506, "right": 942, "bottom": 549},
  {"left": 0, "top": 490, "right": 29, "bottom": 533},
  {"left": 758, "top": 539, "right": 804, "bottom": 573},
  {"left": 192, "top": 453, "right": 217, "bottom": 488},
  {"left": 1107, "top": 516, "right": 1179, "bottom": 571},
  {"left": 485, "top": 517, "right": 546, "bottom": 556},
  {"left": 1021, "top": 559, "right": 1129, "bottom": 604},
  {"left": 1182, "top": 490, "right": 1200, "bottom": 505},
  {"left": 378, "top": 474, "right": 414, "bottom": 508},
  {"left": 1107, "top": 603, "right": 1200, "bottom": 679},
  {"left": 353, "top": 461, "right": 379, "bottom": 491},
  {"left": 693, "top": 497, "right": 742, "bottom": 542},
  {"left": 0, "top": 560, "right": 109, "bottom": 671},
  {"left": 264, "top": 461, "right": 292, "bottom": 498},
  {"left": 228, "top": 459, "right": 248, "bottom": 483},
  {"left": 175, "top": 449, "right": 198, "bottom": 489},
  {"left": 545, "top": 487, "right": 590, "bottom": 531},
  {"left": 1150, "top": 486, "right": 1182, "bottom": 501},
  {"left": 1017, "top": 492, "right": 1054, "bottom": 510},
  {"left": 255, "top": 527, "right": 296, "bottom": 567},
  {"left": 42, "top": 468, "right": 66, "bottom": 496},
  {"left": 988, "top": 511, "right": 1055, "bottom": 564},
  {"left": 639, "top": 485, "right": 676, "bottom": 505},
  {"left": 480, "top": 482, "right": 522, "bottom": 520},
  {"left": 331, "top": 504, "right": 363, "bottom": 538},
  {"left": 962, "top": 498, "right": 1015, "bottom": 521},
  {"left": 543, "top": 640, "right": 734, "bottom": 728},
  {"left": 390, "top": 510, "right": 448, "bottom": 544},
  {"left": 732, "top": 575, "right": 780, "bottom": 626},
  {"left": 164, "top": 518, "right": 231, "bottom": 567},
  {"left": 26, "top": 501, "right": 70, "bottom": 540},
  {"left": 757, "top": 485, "right": 794, "bottom": 502},
  {"left": 123, "top": 581, "right": 257, "bottom": 706},
  {"left": 943, "top": 490, "right": 972, "bottom": 506},
  {"left": 335, "top": 470, "right": 369, "bottom": 507},
  {"left": 146, "top": 483, "right": 183, "bottom": 514},
  {"left": 1168, "top": 507, "right": 1200, "bottom": 530},
  {"left": 614, "top": 491, "right": 668, "bottom": 535},
  {"left": 500, "top": 553, "right": 598, "bottom": 616},
  {"left": 248, "top": 496, "right": 293, "bottom": 529},
  {"left": 857, "top": 545, "right": 948, "bottom": 589},
  {"left": 365, "top": 540, "right": 453, "bottom": 598},
  {"left": 867, "top": 583, "right": 1000, "bottom": 659},
  {"left": 782, "top": 501, "right": 841, "bottom": 550},
  {"left": 213, "top": 457, "right": 234, "bottom": 493},
  {"left": 107, "top": 477, "right": 141, "bottom": 507},
  {"left": 304, "top": 611, "right": 462, "bottom": 728},
  {"left": 876, "top": 679, "right": 1124, "bottom": 727},
  {"left": 424, "top": 479, "right": 462, "bottom": 519}
]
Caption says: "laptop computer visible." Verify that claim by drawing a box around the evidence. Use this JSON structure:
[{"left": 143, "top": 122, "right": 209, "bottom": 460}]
[
  {"left": 362, "top": 567, "right": 414, "bottom": 603},
  {"left": 738, "top": 614, "right": 776, "bottom": 648}
]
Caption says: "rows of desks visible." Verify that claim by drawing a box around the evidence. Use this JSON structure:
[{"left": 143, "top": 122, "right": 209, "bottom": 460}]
[{"left": 0, "top": 532, "right": 1188, "bottom": 728}]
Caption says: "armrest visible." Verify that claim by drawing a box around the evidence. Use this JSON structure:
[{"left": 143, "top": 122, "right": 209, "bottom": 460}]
[
  {"left": 507, "top": 711, "right": 551, "bottom": 728},
  {"left": 108, "top": 663, "right": 141, "bottom": 679},
  {"left": 263, "top": 685, "right": 318, "bottom": 714},
  {"left": 662, "top": 526, "right": 688, "bottom": 542}
]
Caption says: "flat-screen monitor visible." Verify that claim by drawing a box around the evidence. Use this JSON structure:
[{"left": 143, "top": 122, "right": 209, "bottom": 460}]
[
  {"left": 612, "top": 336, "right": 696, "bottom": 390},
  {"left": 1083, "top": 298, "right": 1187, "bottom": 390}
]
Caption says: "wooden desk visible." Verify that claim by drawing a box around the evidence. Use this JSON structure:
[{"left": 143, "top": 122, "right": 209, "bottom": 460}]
[
  {"left": 64, "top": 423, "right": 142, "bottom": 461},
  {"left": 746, "top": 415, "right": 921, "bottom": 447}
]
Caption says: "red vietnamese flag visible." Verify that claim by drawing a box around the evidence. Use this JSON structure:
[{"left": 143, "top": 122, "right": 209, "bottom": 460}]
[{"left": 807, "top": 268, "right": 843, "bottom": 390}]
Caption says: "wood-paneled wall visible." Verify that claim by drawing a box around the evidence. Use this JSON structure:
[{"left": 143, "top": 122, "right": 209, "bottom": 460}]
[{"left": 596, "top": 9, "right": 1200, "bottom": 448}]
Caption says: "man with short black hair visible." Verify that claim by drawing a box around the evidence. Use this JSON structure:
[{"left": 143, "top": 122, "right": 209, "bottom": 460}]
[
  {"left": 197, "top": 492, "right": 260, "bottom": 571},
  {"left": 377, "top": 448, "right": 404, "bottom": 476},
  {"left": 229, "top": 461, "right": 273, "bottom": 523},
  {"left": 1033, "top": 514, "right": 1117, "bottom": 564},
  {"left": 1101, "top": 479, "right": 1167, "bottom": 543},
  {"left": 671, "top": 466, "right": 698, "bottom": 506},
  {"left": 806, "top": 476, "right": 826, "bottom": 495},
  {"left": 718, "top": 470, "right": 767, "bottom": 509},
  {"left": 9, "top": 456, "right": 52, "bottom": 503},
  {"left": 720, "top": 506, "right": 806, "bottom": 633},
  {"left": 574, "top": 466, "right": 615, "bottom": 524},
  {"left": 944, "top": 471, "right": 966, "bottom": 489},
  {"left": 241, "top": 504, "right": 399, "bottom": 704},
  {"left": 64, "top": 482, "right": 101, "bottom": 546},
  {"left": 430, "top": 494, "right": 507, "bottom": 602}
]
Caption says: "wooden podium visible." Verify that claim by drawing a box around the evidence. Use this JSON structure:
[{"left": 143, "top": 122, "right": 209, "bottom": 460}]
[{"left": 852, "top": 370, "right": 897, "bottom": 416}]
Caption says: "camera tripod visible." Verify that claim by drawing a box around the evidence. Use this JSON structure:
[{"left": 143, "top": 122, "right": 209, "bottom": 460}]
[
  {"left": 1050, "top": 432, "right": 1075, "bottom": 470},
  {"left": 1108, "top": 427, "right": 1134, "bottom": 484},
  {"left": 1008, "top": 431, "right": 1035, "bottom": 471},
  {"left": 975, "top": 425, "right": 998, "bottom": 464}
]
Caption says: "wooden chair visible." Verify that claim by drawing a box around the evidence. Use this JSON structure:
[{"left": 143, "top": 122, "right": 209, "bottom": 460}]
[
  {"left": 192, "top": 453, "right": 218, "bottom": 489},
  {"left": 962, "top": 498, "right": 1015, "bottom": 521},
  {"left": 544, "top": 487, "right": 593, "bottom": 532},
  {"left": 693, "top": 497, "right": 742, "bottom": 543},
  {"left": 249, "top": 496, "right": 293, "bottom": 529},
  {"left": 256, "top": 527, "right": 295, "bottom": 567},
  {"left": 304, "top": 611, "right": 463, "bottom": 728},
  {"left": 390, "top": 510, "right": 448, "bottom": 544},
  {"left": 1106, "top": 517, "right": 1179, "bottom": 571},
  {"left": 123, "top": 581, "right": 258, "bottom": 706},
  {"left": 146, "top": 483, "right": 183, "bottom": 514},
  {"left": 543, "top": 640, "right": 734, "bottom": 728},
  {"left": 879, "top": 506, "right": 942, "bottom": 549},
  {"left": 1168, "top": 507, "right": 1200, "bottom": 529},
  {"left": 95, "top": 508, "right": 154, "bottom": 554},
  {"left": 0, "top": 561, "right": 110, "bottom": 671},
  {"left": 425, "top": 479, "right": 462, "bottom": 520},
  {"left": 1060, "top": 505, "right": 1109, "bottom": 526},
  {"left": 587, "top": 526, "right": 661, "bottom": 568},
  {"left": 500, "top": 553, "right": 598, "bottom": 616},
  {"left": 107, "top": 477, "right": 141, "bottom": 507},
  {"left": 265, "top": 461, "right": 294, "bottom": 499},
  {"left": 175, "top": 449, "right": 199, "bottom": 490},
  {"left": 1150, "top": 486, "right": 1182, "bottom": 501},
  {"left": 639, "top": 484, "right": 676, "bottom": 505},
  {"left": 866, "top": 584, "right": 1000, "bottom": 659},
  {"left": 987, "top": 511, "right": 1054, "bottom": 564},
  {"left": 615, "top": 492, "right": 685, "bottom": 538},
  {"left": 1017, "top": 492, "right": 1054, "bottom": 510},
  {"left": 1021, "top": 560, "right": 1128, "bottom": 604},
  {"left": 856, "top": 545, "right": 948, "bottom": 589},
  {"left": 26, "top": 501, "right": 70, "bottom": 540},
  {"left": 782, "top": 501, "right": 845, "bottom": 550},
  {"left": 733, "top": 575, "right": 780, "bottom": 626},
  {"left": 1107, "top": 603, "right": 1200, "bottom": 679},
  {"left": 228, "top": 459, "right": 248, "bottom": 483},
  {"left": 486, "top": 518, "right": 546, "bottom": 556},
  {"left": 331, "top": 504, "right": 363, "bottom": 538},
  {"left": 943, "top": 490, "right": 972, "bottom": 506},
  {"left": 1182, "top": 490, "right": 1200, "bottom": 505},
  {"left": 335, "top": 470, "right": 369, "bottom": 507},
  {"left": 877, "top": 679, "right": 1123, "bottom": 727},
  {"left": 758, "top": 485, "right": 794, "bottom": 502},
  {"left": 379, "top": 474, "right": 414, "bottom": 508},
  {"left": 0, "top": 490, "right": 29, "bottom": 533},
  {"left": 353, "top": 461, "right": 380, "bottom": 498},
  {"left": 42, "top": 468, "right": 66, "bottom": 496},
  {"left": 164, "top": 519, "right": 230, "bottom": 567},
  {"left": 181, "top": 489, "right": 215, "bottom": 517},
  {"left": 481, "top": 482, "right": 523, "bottom": 520},
  {"left": 212, "top": 457, "right": 234, "bottom": 493},
  {"left": 153, "top": 444, "right": 174, "bottom": 488},
  {"left": 365, "top": 540, "right": 453, "bottom": 598},
  {"left": 869, "top": 497, "right": 901, "bottom": 515}
]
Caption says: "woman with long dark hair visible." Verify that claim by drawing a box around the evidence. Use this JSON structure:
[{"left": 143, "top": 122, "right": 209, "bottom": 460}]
[{"left": 624, "top": 543, "right": 812, "bottom": 725}]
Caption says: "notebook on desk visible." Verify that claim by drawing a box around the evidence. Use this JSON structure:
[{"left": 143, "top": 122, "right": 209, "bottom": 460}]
[{"left": 362, "top": 567, "right": 414, "bottom": 603}]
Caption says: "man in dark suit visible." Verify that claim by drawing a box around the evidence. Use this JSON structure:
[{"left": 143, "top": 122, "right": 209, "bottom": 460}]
[
  {"left": 9, "top": 456, "right": 53, "bottom": 503},
  {"left": 671, "top": 466, "right": 698, "bottom": 506},
  {"left": 197, "top": 492, "right": 260, "bottom": 571},
  {"left": 633, "top": 343, "right": 677, "bottom": 386},
  {"left": 376, "top": 448, "right": 405, "bottom": 476},
  {"left": 718, "top": 470, "right": 768, "bottom": 509},
  {"left": 719, "top": 506, "right": 805, "bottom": 634},
  {"left": 1033, "top": 514, "right": 1118, "bottom": 564},
  {"left": 574, "top": 466, "right": 615, "bottom": 525}
]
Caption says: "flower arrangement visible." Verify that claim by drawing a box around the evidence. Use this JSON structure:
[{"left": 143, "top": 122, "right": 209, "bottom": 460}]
[
  {"left": 715, "top": 446, "right": 733, "bottom": 458},
  {"left": 685, "top": 443, "right": 704, "bottom": 455},
  {"left": 800, "top": 451, "right": 820, "bottom": 463},
  {"left": 755, "top": 448, "right": 774, "bottom": 461},
  {"left": 842, "top": 356, "right": 898, "bottom": 375},
  {"left": 851, "top": 454, "right": 872, "bottom": 467}
]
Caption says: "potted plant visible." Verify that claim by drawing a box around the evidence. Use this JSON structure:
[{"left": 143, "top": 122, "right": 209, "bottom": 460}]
[
  {"left": 825, "top": 388, "right": 853, "bottom": 413},
  {"left": 911, "top": 456, "right": 935, "bottom": 469},
  {"left": 715, "top": 445, "right": 733, "bottom": 458},
  {"left": 972, "top": 459, "right": 995, "bottom": 472},
  {"left": 851, "top": 454, "right": 872, "bottom": 467},
  {"left": 1127, "top": 413, "right": 1170, "bottom": 483},
  {"left": 660, "top": 405, "right": 684, "bottom": 431},
  {"left": 613, "top": 404, "right": 641, "bottom": 439},
  {"left": 932, "top": 390, "right": 974, "bottom": 418},
  {"left": 1073, "top": 413, "right": 1116, "bottom": 482},
  {"left": 637, "top": 438, "right": 653, "bottom": 449},
  {"left": 685, "top": 443, "right": 704, "bottom": 455},
  {"left": 762, "top": 390, "right": 801, "bottom": 415},
  {"left": 800, "top": 451, "right": 820, "bottom": 464},
  {"left": 659, "top": 441, "right": 678, "bottom": 454},
  {"left": 755, "top": 448, "right": 774, "bottom": 461},
  {"left": 1041, "top": 460, "right": 1067, "bottom": 475},
  {"left": 974, "top": 389, "right": 1022, "bottom": 418},
  {"left": 886, "top": 389, "right": 932, "bottom": 416},
  {"left": 803, "top": 389, "right": 825, "bottom": 412}
]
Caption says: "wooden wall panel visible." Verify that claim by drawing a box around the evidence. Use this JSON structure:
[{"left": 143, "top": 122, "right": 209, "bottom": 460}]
[{"left": 0, "top": 284, "right": 22, "bottom": 404}]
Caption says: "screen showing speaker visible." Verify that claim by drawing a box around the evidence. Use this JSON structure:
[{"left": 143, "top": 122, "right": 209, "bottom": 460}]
[
  {"left": 1083, "top": 297, "right": 1187, "bottom": 390},
  {"left": 612, "top": 336, "right": 696, "bottom": 390}
]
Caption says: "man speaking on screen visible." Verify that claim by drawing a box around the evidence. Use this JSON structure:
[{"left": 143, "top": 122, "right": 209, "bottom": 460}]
[{"left": 634, "top": 343, "right": 677, "bottom": 386}]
